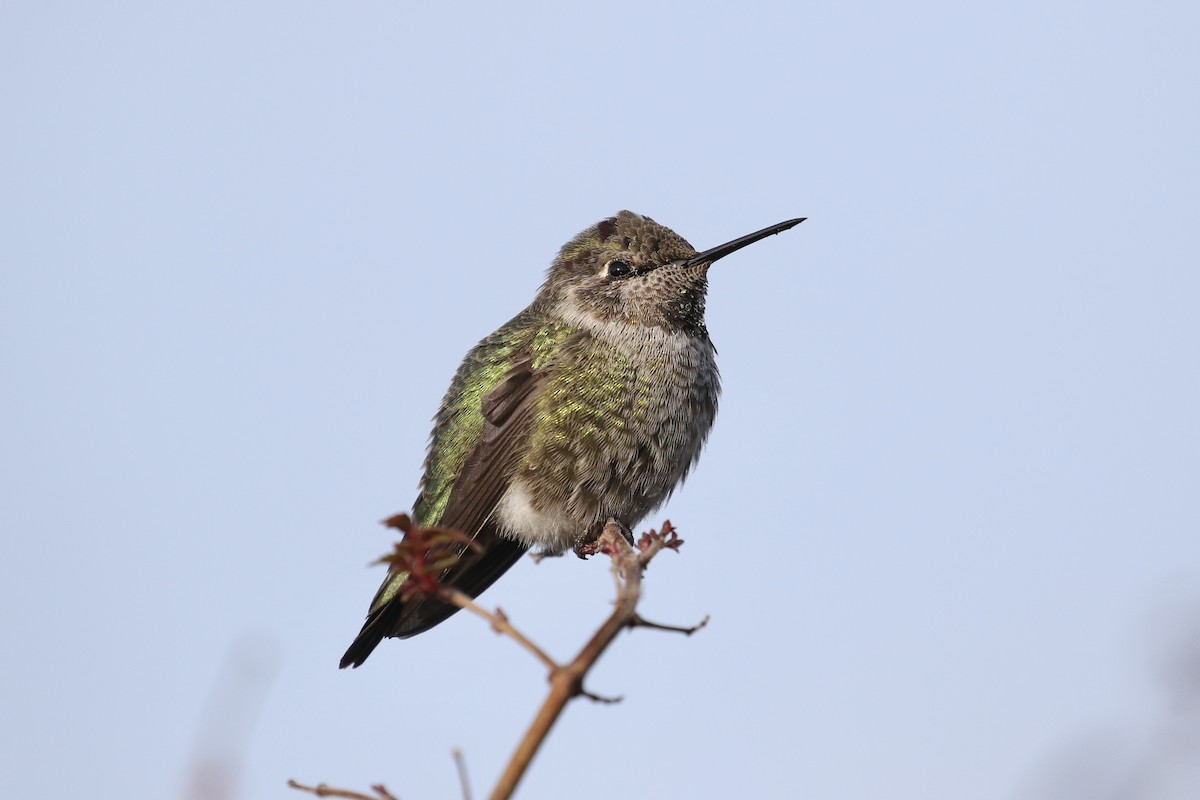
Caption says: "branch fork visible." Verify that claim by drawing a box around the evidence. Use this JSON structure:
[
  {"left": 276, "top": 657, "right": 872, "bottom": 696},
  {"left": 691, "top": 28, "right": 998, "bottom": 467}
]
[{"left": 290, "top": 519, "right": 704, "bottom": 800}]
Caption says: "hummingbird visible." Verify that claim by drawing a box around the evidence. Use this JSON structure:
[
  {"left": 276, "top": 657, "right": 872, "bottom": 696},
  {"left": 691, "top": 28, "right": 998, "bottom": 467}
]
[{"left": 340, "top": 211, "right": 804, "bottom": 668}]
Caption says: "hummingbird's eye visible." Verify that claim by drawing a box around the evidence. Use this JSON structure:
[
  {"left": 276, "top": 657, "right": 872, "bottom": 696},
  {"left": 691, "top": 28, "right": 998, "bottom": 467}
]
[{"left": 606, "top": 260, "right": 632, "bottom": 278}]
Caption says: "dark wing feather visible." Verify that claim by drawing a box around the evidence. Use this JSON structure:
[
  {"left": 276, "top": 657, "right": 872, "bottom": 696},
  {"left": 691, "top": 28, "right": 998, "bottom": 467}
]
[
  {"left": 439, "top": 360, "right": 540, "bottom": 535},
  {"left": 339, "top": 359, "right": 543, "bottom": 668}
]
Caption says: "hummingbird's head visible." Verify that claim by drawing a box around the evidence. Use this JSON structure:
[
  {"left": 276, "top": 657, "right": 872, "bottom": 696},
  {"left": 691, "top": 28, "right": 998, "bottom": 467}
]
[{"left": 540, "top": 210, "right": 710, "bottom": 335}]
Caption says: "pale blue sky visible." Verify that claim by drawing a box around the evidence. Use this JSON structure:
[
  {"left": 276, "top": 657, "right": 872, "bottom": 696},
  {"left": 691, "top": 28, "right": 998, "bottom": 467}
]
[{"left": 3, "top": 2, "right": 1199, "bottom": 799}]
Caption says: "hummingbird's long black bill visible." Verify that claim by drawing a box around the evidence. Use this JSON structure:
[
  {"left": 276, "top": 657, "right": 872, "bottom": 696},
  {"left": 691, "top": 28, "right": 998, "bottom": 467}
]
[{"left": 682, "top": 217, "right": 806, "bottom": 267}]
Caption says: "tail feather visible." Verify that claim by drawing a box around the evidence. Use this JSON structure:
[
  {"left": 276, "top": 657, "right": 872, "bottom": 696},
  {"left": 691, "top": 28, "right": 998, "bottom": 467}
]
[{"left": 339, "top": 524, "right": 526, "bottom": 668}]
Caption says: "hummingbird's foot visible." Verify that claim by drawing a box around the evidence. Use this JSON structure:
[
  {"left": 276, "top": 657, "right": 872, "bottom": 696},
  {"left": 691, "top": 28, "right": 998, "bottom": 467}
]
[
  {"left": 574, "top": 518, "right": 635, "bottom": 559},
  {"left": 573, "top": 523, "right": 602, "bottom": 559}
]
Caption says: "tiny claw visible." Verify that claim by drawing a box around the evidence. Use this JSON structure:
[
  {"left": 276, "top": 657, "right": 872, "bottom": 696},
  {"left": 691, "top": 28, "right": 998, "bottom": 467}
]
[
  {"left": 574, "top": 518, "right": 636, "bottom": 558},
  {"left": 573, "top": 538, "right": 601, "bottom": 559},
  {"left": 572, "top": 520, "right": 605, "bottom": 558}
]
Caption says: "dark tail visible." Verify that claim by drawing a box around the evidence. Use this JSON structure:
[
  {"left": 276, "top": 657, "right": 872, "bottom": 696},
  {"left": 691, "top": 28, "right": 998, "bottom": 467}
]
[{"left": 339, "top": 523, "right": 527, "bottom": 668}]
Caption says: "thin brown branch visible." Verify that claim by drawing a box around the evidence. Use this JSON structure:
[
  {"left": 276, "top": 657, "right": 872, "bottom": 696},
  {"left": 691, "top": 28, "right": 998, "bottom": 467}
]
[
  {"left": 631, "top": 613, "right": 710, "bottom": 635},
  {"left": 579, "top": 688, "right": 624, "bottom": 704},
  {"left": 439, "top": 587, "right": 560, "bottom": 672},
  {"left": 452, "top": 748, "right": 472, "bottom": 800},
  {"left": 286, "top": 779, "right": 398, "bottom": 800}
]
